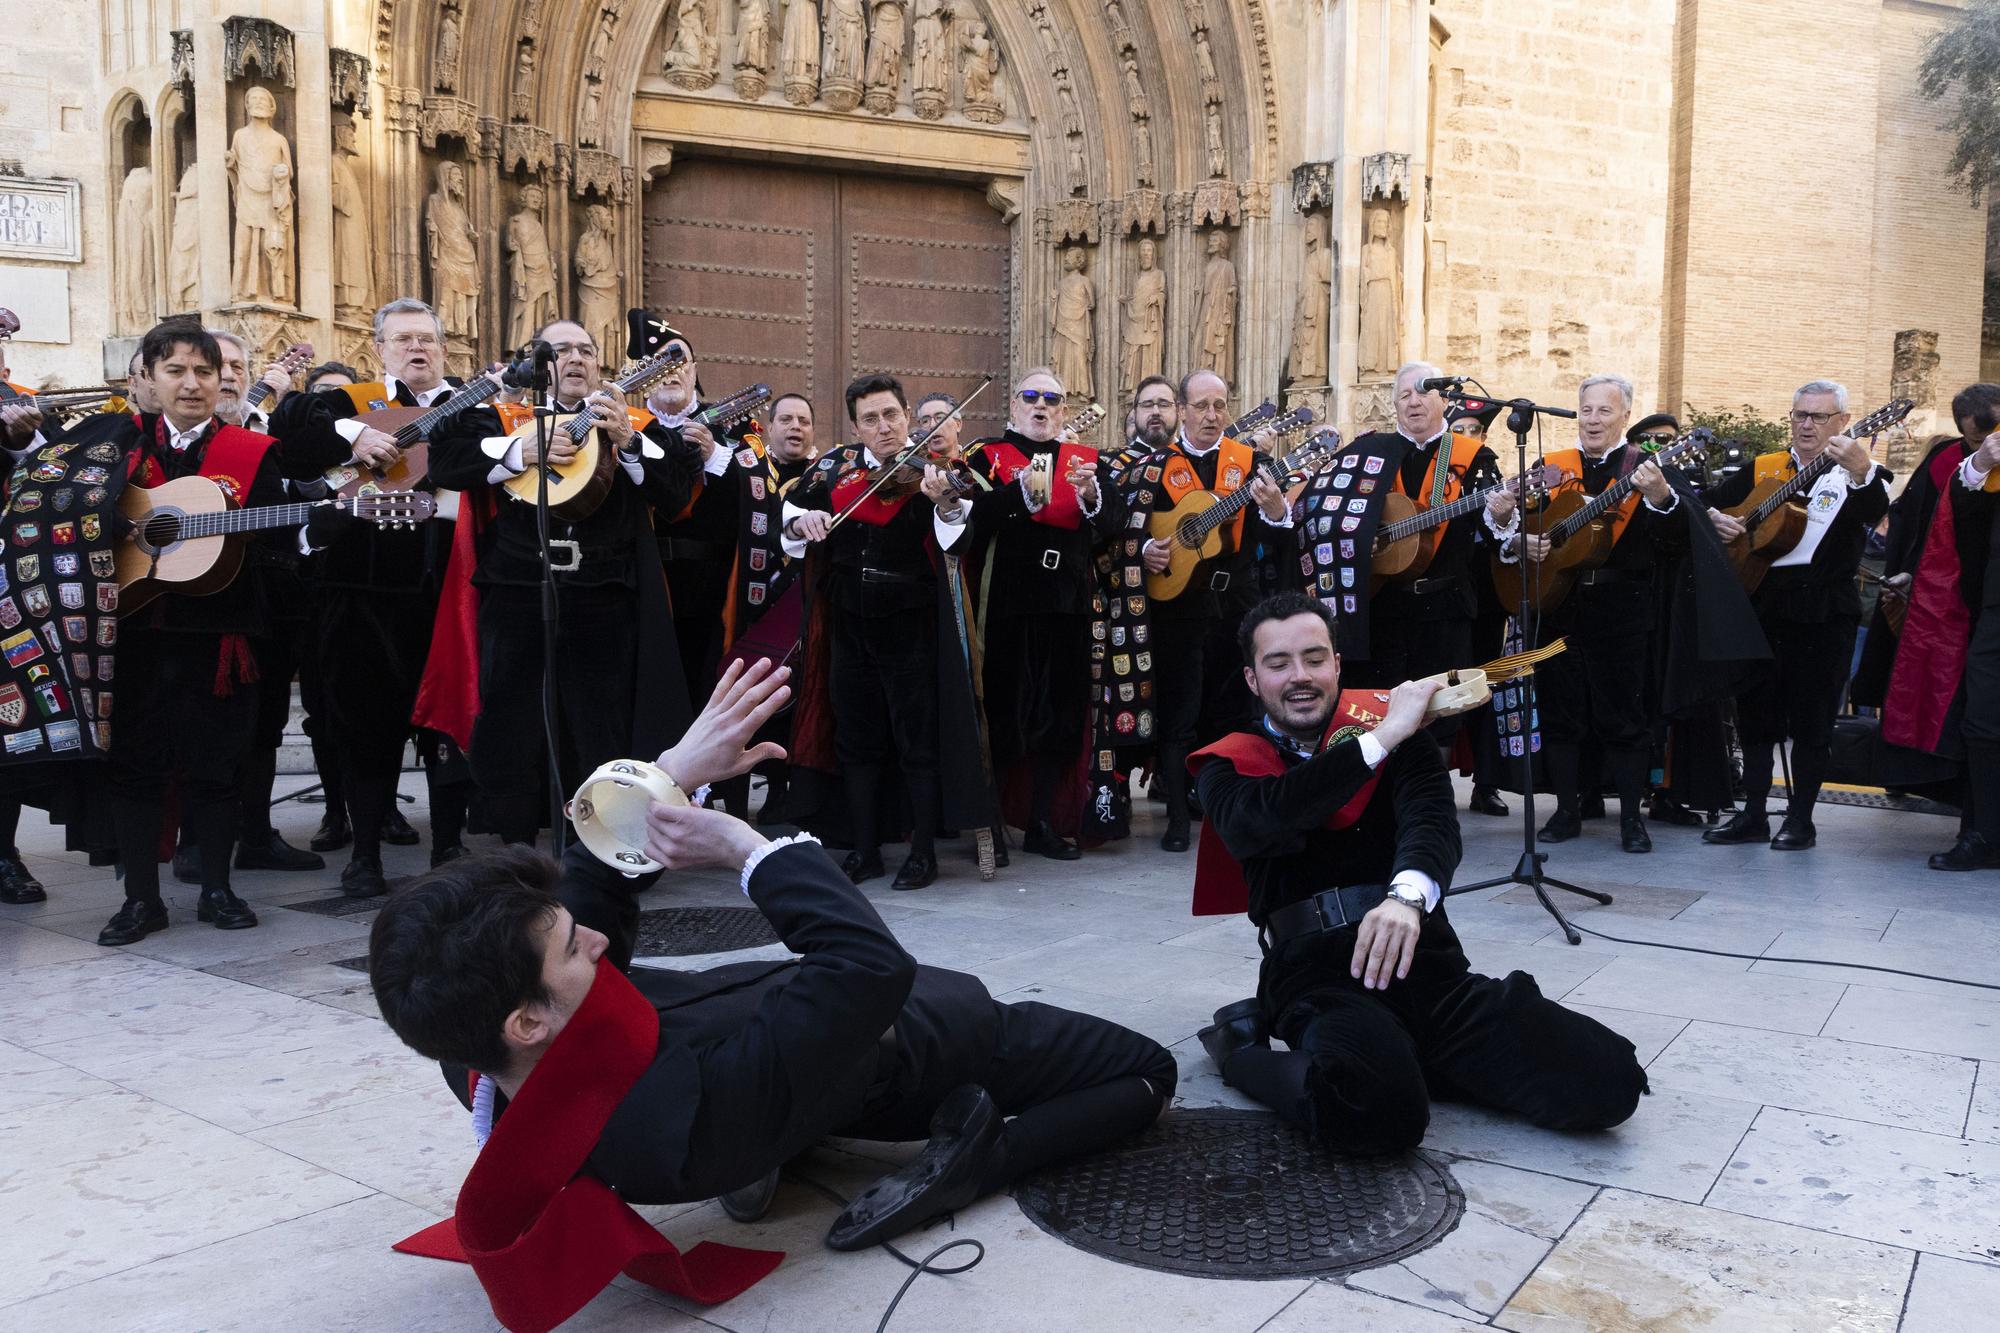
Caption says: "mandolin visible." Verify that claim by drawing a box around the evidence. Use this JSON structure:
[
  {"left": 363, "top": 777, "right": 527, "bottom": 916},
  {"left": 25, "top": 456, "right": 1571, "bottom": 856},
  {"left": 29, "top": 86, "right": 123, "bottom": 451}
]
[
  {"left": 1491, "top": 429, "right": 1714, "bottom": 615},
  {"left": 1145, "top": 430, "right": 1340, "bottom": 603},
  {"left": 1372, "top": 463, "right": 1569, "bottom": 589},
  {"left": 1721, "top": 398, "right": 1912, "bottom": 593},
  {"left": 499, "top": 345, "right": 691, "bottom": 520},
  {"left": 322, "top": 371, "right": 510, "bottom": 499},
  {"left": 117, "top": 475, "right": 435, "bottom": 613}
]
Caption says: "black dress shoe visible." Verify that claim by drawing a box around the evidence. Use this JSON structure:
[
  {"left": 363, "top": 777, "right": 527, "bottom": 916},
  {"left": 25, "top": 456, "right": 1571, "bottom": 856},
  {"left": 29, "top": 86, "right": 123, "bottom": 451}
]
[
  {"left": 843, "top": 850, "right": 886, "bottom": 885},
  {"left": 1702, "top": 812, "right": 1771, "bottom": 846},
  {"left": 235, "top": 833, "right": 325, "bottom": 872},
  {"left": 381, "top": 808, "right": 421, "bottom": 847},
  {"left": 1929, "top": 832, "right": 2000, "bottom": 872},
  {"left": 1161, "top": 822, "right": 1191, "bottom": 853},
  {"left": 340, "top": 855, "right": 389, "bottom": 899},
  {"left": 0, "top": 854, "right": 46, "bottom": 904},
  {"left": 990, "top": 832, "right": 1010, "bottom": 870},
  {"left": 718, "top": 1169, "right": 781, "bottom": 1224},
  {"left": 825, "top": 1085, "right": 1003, "bottom": 1251},
  {"left": 1468, "top": 785, "right": 1509, "bottom": 817},
  {"left": 1648, "top": 794, "right": 1707, "bottom": 827},
  {"left": 309, "top": 811, "right": 352, "bottom": 853},
  {"left": 1620, "top": 814, "right": 1652, "bottom": 854},
  {"left": 172, "top": 844, "right": 202, "bottom": 885},
  {"left": 891, "top": 850, "right": 937, "bottom": 891},
  {"left": 1197, "top": 998, "right": 1269, "bottom": 1081},
  {"left": 1770, "top": 818, "right": 1816, "bottom": 851},
  {"left": 429, "top": 842, "right": 469, "bottom": 870},
  {"left": 1021, "top": 820, "right": 1081, "bottom": 861},
  {"left": 1539, "top": 810, "right": 1581, "bottom": 843},
  {"left": 1580, "top": 795, "right": 1607, "bottom": 820},
  {"left": 197, "top": 887, "right": 259, "bottom": 929},
  {"left": 98, "top": 897, "right": 169, "bottom": 947}
]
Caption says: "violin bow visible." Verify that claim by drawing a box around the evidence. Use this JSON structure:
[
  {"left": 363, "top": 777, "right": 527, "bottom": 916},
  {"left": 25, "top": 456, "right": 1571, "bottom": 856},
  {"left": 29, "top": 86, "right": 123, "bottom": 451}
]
[{"left": 825, "top": 376, "right": 994, "bottom": 534}]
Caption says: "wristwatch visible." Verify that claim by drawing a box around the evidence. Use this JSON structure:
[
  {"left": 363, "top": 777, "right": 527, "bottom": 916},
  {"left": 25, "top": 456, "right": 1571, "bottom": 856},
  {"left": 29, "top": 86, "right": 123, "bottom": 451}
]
[{"left": 1386, "top": 883, "right": 1428, "bottom": 916}]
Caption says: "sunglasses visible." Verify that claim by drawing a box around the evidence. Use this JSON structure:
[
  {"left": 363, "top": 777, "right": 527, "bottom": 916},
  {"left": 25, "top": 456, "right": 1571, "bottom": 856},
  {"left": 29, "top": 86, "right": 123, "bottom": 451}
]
[
  {"left": 1017, "top": 390, "right": 1064, "bottom": 406},
  {"left": 1635, "top": 432, "right": 1676, "bottom": 445}
]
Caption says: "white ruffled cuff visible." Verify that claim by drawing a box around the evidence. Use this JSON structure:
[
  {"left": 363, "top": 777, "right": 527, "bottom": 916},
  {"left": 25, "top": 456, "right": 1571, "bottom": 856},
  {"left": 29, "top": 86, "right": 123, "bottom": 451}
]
[{"left": 740, "top": 832, "right": 821, "bottom": 895}]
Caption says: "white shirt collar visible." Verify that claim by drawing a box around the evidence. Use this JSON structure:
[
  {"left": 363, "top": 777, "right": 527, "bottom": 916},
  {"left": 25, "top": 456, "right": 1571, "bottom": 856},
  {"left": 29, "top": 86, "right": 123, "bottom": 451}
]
[
  {"left": 165, "top": 417, "right": 214, "bottom": 450},
  {"left": 1402, "top": 427, "right": 1448, "bottom": 450},
  {"left": 1581, "top": 441, "right": 1626, "bottom": 465},
  {"left": 652, "top": 394, "right": 701, "bottom": 430},
  {"left": 1178, "top": 431, "right": 1221, "bottom": 458},
  {"left": 386, "top": 375, "right": 452, "bottom": 408}
]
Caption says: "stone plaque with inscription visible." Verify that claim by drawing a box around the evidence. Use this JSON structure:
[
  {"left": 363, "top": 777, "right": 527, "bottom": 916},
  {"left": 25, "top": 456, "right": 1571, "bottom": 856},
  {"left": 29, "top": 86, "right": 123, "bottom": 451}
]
[{"left": 0, "top": 178, "right": 82, "bottom": 262}]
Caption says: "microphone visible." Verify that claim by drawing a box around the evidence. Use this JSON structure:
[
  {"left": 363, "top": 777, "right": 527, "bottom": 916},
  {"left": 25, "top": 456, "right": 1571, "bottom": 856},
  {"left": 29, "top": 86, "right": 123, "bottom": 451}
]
[
  {"left": 1418, "top": 375, "right": 1466, "bottom": 394},
  {"left": 500, "top": 340, "right": 556, "bottom": 390}
]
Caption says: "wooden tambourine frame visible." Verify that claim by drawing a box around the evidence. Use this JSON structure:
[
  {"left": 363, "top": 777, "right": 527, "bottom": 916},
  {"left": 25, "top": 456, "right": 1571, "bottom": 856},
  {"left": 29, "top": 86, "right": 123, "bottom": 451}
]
[{"left": 568, "top": 760, "right": 689, "bottom": 874}]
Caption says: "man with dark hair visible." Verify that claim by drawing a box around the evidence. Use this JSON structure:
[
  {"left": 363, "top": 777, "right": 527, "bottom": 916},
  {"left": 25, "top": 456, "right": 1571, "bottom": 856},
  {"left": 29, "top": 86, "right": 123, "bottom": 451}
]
[
  {"left": 1189, "top": 592, "right": 1647, "bottom": 1151},
  {"left": 368, "top": 663, "right": 1172, "bottom": 1323}
]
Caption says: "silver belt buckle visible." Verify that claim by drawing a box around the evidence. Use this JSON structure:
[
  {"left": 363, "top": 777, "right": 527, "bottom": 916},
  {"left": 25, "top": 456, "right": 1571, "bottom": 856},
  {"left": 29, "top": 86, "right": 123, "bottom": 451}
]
[
  {"left": 549, "top": 539, "right": 582, "bottom": 572},
  {"left": 1209, "top": 570, "right": 1232, "bottom": 592},
  {"left": 1316, "top": 889, "right": 1349, "bottom": 931},
  {"left": 1041, "top": 549, "right": 1062, "bottom": 570}
]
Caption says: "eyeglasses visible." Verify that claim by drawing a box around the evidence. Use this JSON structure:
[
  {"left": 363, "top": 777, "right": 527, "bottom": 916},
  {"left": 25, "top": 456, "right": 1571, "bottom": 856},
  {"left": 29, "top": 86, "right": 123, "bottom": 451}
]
[
  {"left": 383, "top": 334, "right": 441, "bottom": 349},
  {"left": 1791, "top": 410, "right": 1839, "bottom": 425},
  {"left": 1636, "top": 432, "right": 1676, "bottom": 445},
  {"left": 1017, "top": 390, "right": 1065, "bottom": 406},
  {"left": 549, "top": 341, "right": 599, "bottom": 359}
]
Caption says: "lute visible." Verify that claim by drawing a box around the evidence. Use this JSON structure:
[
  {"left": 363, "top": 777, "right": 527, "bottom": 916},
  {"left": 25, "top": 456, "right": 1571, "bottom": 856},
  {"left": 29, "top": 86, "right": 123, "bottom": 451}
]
[
  {"left": 1145, "top": 430, "right": 1340, "bottom": 603},
  {"left": 500, "top": 345, "right": 691, "bottom": 520}
]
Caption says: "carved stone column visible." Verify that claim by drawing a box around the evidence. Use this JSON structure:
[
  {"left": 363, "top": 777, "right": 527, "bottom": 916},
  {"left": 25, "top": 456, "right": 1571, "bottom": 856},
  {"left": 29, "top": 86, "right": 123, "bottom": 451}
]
[
  {"left": 385, "top": 87, "right": 426, "bottom": 305},
  {"left": 478, "top": 115, "right": 503, "bottom": 358}
]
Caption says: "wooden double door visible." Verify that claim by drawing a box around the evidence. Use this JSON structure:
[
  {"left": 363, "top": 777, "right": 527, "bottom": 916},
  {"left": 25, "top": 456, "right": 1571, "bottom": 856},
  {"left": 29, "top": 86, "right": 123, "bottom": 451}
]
[{"left": 643, "top": 158, "right": 1012, "bottom": 445}]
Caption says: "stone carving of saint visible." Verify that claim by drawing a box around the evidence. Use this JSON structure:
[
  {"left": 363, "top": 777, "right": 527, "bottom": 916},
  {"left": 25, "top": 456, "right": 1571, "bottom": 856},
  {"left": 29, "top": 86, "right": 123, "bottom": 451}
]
[
  {"left": 664, "top": 0, "right": 720, "bottom": 89},
  {"left": 1122, "top": 53, "right": 1146, "bottom": 120},
  {"left": 735, "top": 0, "right": 773, "bottom": 99},
  {"left": 426, "top": 160, "right": 480, "bottom": 340},
  {"left": 781, "top": 0, "right": 821, "bottom": 106},
  {"left": 862, "top": 0, "right": 907, "bottom": 115},
  {"left": 823, "top": 0, "right": 867, "bottom": 111},
  {"left": 1194, "top": 31, "right": 1219, "bottom": 95},
  {"left": 115, "top": 165, "right": 158, "bottom": 331},
  {"left": 330, "top": 119, "right": 372, "bottom": 313},
  {"left": 578, "top": 80, "right": 606, "bottom": 146},
  {"left": 167, "top": 163, "right": 201, "bottom": 310},
  {"left": 1204, "top": 103, "right": 1227, "bottom": 179},
  {"left": 226, "top": 86, "right": 295, "bottom": 306},
  {"left": 1192, "top": 228, "right": 1236, "bottom": 381},
  {"left": 506, "top": 184, "right": 558, "bottom": 352},
  {"left": 960, "top": 20, "right": 1001, "bottom": 123},
  {"left": 1358, "top": 207, "right": 1402, "bottom": 377},
  {"left": 435, "top": 7, "right": 463, "bottom": 94},
  {"left": 1052, "top": 246, "right": 1095, "bottom": 401},
  {"left": 1288, "top": 214, "right": 1333, "bottom": 385},
  {"left": 511, "top": 42, "right": 537, "bottom": 121},
  {"left": 1133, "top": 118, "right": 1155, "bottom": 188},
  {"left": 586, "top": 6, "right": 616, "bottom": 73},
  {"left": 575, "top": 204, "right": 621, "bottom": 365},
  {"left": 1120, "top": 236, "right": 1165, "bottom": 400},
  {"left": 911, "top": 0, "right": 951, "bottom": 119}
]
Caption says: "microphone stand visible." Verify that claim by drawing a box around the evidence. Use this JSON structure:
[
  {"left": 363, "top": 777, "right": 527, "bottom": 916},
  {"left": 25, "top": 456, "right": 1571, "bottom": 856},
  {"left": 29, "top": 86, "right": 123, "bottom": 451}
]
[
  {"left": 1438, "top": 388, "right": 1611, "bottom": 944},
  {"left": 520, "top": 344, "right": 567, "bottom": 857}
]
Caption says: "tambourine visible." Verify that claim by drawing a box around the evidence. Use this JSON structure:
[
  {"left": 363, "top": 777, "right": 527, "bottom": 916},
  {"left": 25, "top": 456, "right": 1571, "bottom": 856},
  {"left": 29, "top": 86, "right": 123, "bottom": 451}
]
[
  {"left": 567, "top": 759, "right": 689, "bottom": 873},
  {"left": 1025, "top": 453, "right": 1053, "bottom": 507},
  {"left": 1416, "top": 668, "right": 1491, "bottom": 722}
]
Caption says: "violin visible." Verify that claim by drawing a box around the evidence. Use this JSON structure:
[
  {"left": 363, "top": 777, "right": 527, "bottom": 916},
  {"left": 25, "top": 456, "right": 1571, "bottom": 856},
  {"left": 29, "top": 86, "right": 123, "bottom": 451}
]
[{"left": 868, "top": 433, "right": 976, "bottom": 503}]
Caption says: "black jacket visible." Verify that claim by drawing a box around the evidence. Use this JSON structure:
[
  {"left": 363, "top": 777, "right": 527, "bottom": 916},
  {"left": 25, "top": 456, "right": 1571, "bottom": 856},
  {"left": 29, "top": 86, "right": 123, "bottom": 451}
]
[
  {"left": 1704, "top": 454, "right": 1891, "bottom": 623},
  {"left": 969, "top": 430, "right": 1128, "bottom": 619},
  {"left": 1350, "top": 429, "right": 1502, "bottom": 625},
  {"left": 790, "top": 447, "right": 960, "bottom": 618}
]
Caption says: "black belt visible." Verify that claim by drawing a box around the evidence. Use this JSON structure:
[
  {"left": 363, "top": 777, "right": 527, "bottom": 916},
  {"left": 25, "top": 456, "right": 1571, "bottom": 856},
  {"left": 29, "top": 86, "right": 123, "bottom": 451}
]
[
  {"left": 857, "top": 567, "right": 919, "bottom": 585},
  {"left": 1574, "top": 568, "right": 1642, "bottom": 587},
  {"left": 1262, "top": 882, "right": 1391, "bottom": 948},
  {"left": 1408, "top": 574, "right": 1462, "bottom": 596},
  {"left": 666, "top": 537, "right": 733, "bottom": 562}
]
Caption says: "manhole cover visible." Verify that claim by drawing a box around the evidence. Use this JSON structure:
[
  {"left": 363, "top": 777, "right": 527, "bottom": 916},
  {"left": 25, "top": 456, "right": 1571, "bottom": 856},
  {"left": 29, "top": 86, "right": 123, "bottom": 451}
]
[
  {"left": 633, "top": 906, "right": 779, "bottom": 957},
  {"left": 284, "top": 895, "right": 385, "bottom": 918},
  {"left": 1775, "top": 785, "right": 1958, "bottom": 817},
  {"left": 1014, "top": 1108, "right": 1463, "bottom": 1280}
]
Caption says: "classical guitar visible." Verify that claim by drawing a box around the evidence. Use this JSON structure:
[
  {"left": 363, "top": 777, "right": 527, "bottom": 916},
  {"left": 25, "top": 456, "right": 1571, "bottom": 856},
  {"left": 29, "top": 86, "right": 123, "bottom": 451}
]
[
  {"left": 322, "top": 371, "right": 510, "bottom": 499},
  {"left": 1372, "top": 463, "right": 1569, "bottom": 589},
  {"left": 243, "top": 343, "right": 313, "bottom": 417},
  {"left": 499, "top": 344, "right": 691, "bottom": 520},
  {"left": 1145, "top": 430, "right": 1340, "bottom": 603},
  {"left": 1721, "top": 397, "right": 1913, "bottom": 593},
  {"left": 1490, "top": 429, "right": 1714, "bottom": 615},
  {"left": 1227, "top": 400, "right": 1278, "bottom": 438},
  {"left": 117, "top": 476, "right": 435, "bottom": 612}
]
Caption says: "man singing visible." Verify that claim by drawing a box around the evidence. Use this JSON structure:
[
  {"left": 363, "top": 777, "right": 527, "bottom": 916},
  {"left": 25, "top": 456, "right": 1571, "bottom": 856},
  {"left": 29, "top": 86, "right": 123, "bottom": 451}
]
[{"left": 1191, "top": 592, "right": 1647, "bottom": 1150}]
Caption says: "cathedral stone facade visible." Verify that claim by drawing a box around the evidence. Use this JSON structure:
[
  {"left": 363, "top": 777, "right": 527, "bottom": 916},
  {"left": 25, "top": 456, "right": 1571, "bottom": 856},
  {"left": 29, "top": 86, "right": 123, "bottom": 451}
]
[{"left": 3, "top": 0, "right": 1988, "bottom": 444}]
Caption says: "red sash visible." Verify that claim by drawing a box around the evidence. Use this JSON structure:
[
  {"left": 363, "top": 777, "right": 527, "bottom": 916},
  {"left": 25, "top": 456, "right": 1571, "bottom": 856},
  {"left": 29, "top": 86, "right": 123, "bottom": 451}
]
[
  {"left": 831, "top": 466, "right": 915, "bottom": 527},
  {"left": 411, "top": 491, "right": 490, "bottom": 750},
  {"left": 982, "top": 439, "right": 1095, "bottom": 529},
  {"left": 1185, "top": 690, "right": 1391, "bottom": 916},
  {"left": 394, "top": 959, "right": 782, "bottom": 1331},
  {"left": 129, "top": 416, "right": 277, "bottom": 501},
  {"left": 1884, "top": 442, "right": 1975, "bottom": 753}
]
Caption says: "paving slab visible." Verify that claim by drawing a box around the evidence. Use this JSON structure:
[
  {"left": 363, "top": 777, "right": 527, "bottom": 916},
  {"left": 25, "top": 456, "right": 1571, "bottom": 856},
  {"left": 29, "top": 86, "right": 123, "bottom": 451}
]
[{"left": 1899, "top": 1254, "right": 2000, "bottom": 1333}]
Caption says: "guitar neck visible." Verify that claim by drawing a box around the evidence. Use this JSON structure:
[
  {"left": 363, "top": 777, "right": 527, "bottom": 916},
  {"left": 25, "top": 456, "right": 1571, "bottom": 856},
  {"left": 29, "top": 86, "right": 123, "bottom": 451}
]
[
  {"left": 400, "top": 378, "right": 500, "bottom": 444},
  {"left": 1379, "top": 479, "right": 1497, "bottom": 541},
  {"left": 1750, "top": 452, "right": 1836, "bottom": 527},
  {"left": 1556, "top": 442, "right": 1692, "bottom": 540},
  {"left": 160, "top": 502, "right": 323, "bottom": 540}
]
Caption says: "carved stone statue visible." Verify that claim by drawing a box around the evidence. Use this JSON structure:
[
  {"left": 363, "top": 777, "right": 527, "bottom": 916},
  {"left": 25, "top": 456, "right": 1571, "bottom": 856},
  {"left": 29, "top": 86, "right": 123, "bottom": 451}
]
[
  {"left": 167, "top": 163, "right": 201, "bottom": 310},
  {"left": 575, "top": 203, "right": 621, "bottom": 365},
  {"left": 506, "top": 185, "right": 558, "bottom": 351},
  {"left": 823, "top": 0, "right": 867, "bottom": 111},
  {"left": 114, "top": 165, "right": 158, "bottom": 331},
  {"left": 781, "top": 0, "right": 821, "bottom": 106},
  {"left": 960, "top": 20, "right": 1001, "bottom": 123},
  {"left": 1120, "top": 236, "right": 1165, "bottom": 400},
  {"left": 578, "top": 80, "right": 606, "bottom": 147},
  {"left": 1122, "top": 53, "right": 1146, "bottom": 120},
  {"left": 1193, "top": 30, "right": 1219, "bottom": 95},
  {"left": 426, "top": 160, "right": 480, "bottom": 340},
  {"left": 1204, "top": 103, "right": 1227, "bottom": 179},
  {"left": 511, "top": 42, "right": 537, "bottom": 121},
  {"left": 585, "top": 5, "right": 616, "bottom": 73},
  {"left": 1052, "top": 246, "right": 1095, "bottom": 401},
  {"left": 1287, "top": 214, "right": 1332, "bottom": 385},
  {"left": 734, "top": 0, "right": 773, "bottom": 100},
  {"left": 664, "top": 0, "right": 720, "bottom": 90},
  {"left": 1358, "top": 207, "right": 1402, "bottom": 377},
  {"left": 226, "top": 87, "right": 295, "bottom": 306},
  {"left": 1192, "top": 228, "right": 1237, "bottom": 382},
  {"left": 862, "top": 0, "right": 907, "bottom": 115},
  {"left": 434, "top": 7, "right": 463, "bottom": 94},
  {"left": 1133, "top": 118, "right": 1155, "bottom": 188},
  {"left": 330, "top": 119, "right": 373, "bottom": 313},
  {"left": 911, "top": 0, "right": 951, "bottom": 120}
]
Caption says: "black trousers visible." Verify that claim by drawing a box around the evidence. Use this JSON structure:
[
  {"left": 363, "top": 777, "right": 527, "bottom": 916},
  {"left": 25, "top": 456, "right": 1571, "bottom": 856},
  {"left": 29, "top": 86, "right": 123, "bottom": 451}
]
[
  {"left": 234, "top": 611, "right": 310, "bottom": 842},
  {"left": 983, "top": 612, "right": 1090, "bottom": 769},
  {"left": 108, "top": 631, "right": 262, "bottom": 901},
  {"left": 471, "top": 583, "right": 639, "bottom": 843},
  {"left": 1737, "top": 615, "right": 1857, "bottom": 749},
  {"left": 831, "top": 604, "right": 939, "bottom": 854},
  {"left": 318, "top": 586, "right": 436, "bottom": 860},
  {"left": 1226, "top": 911, "right": 1646, "bottom": 1152}
]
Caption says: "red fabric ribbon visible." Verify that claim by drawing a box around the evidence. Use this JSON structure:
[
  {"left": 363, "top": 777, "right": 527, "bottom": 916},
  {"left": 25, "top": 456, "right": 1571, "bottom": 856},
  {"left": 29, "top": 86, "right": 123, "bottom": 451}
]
[{"left": 1883, "top": 443, "right": 1973, "bottom": 754}]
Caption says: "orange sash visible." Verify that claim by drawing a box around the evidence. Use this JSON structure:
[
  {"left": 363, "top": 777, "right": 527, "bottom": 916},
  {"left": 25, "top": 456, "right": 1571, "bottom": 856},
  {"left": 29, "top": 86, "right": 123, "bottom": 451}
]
[
  {"left": 1160, "top": 437, "right": 1258, "bottom": 550},
  {"left": 1541, "top": 447, "right": 1643, "bottom": 546}
]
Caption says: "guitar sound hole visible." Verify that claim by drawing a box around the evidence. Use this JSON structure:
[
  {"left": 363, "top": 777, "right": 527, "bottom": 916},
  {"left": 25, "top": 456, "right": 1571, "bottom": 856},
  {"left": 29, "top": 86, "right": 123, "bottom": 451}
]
[
  {"left": 140, "top": 511, "right": 182, "bottom": 548},
  {"left": 1176, "top": 517, "right": 1201, "bottom": 548}
]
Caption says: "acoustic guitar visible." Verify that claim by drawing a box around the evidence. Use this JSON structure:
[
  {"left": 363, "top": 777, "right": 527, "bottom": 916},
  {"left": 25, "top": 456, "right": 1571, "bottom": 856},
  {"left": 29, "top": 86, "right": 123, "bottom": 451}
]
[
  {"left": 243, "top": 343, "right": 313, "bottom": 417},
  {"left": 117, "top": 475, "right": 435, "bottom": 613},
  {"left": 1490, "top": 429, "right": 1714, "bottom": 615},
  {"left": 498, "top": 344, "right": 692, "bottom": 520},
  {"left": 1720, "top": 397, "right": 1913, "bottom": 593},
  {"left": 1145, "top": 430, "right": 1340, "bottom": 603},
  {"left": 1372, "top": 463, "right": 1569, "bottom": 589},
  {"left": 322, "top": 372, "right": 509, "bottom": 499}
]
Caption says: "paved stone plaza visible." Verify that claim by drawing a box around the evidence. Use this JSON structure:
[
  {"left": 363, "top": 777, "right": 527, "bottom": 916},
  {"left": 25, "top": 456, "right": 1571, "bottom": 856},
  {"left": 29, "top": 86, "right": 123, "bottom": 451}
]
[{"left": 3, "top": 777, "right": 1997, "bottom": 1332}]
